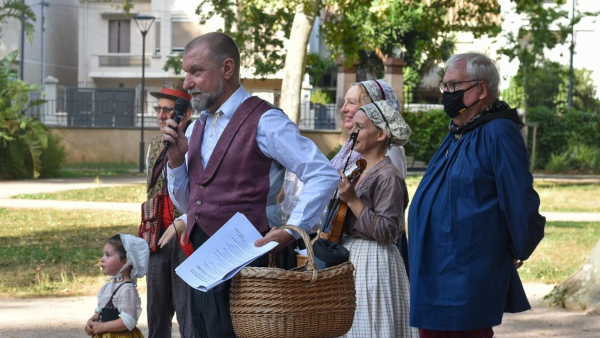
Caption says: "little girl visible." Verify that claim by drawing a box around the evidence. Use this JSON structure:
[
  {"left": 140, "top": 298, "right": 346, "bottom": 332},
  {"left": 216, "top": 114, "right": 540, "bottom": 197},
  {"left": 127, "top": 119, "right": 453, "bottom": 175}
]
[{"left": 85, "top": 234, "right": 150, "bottom": 338}]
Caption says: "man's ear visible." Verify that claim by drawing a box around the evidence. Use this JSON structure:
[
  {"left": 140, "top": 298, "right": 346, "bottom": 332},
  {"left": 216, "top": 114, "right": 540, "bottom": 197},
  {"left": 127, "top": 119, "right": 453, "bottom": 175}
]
[
  {"left": 221, "top": 58, "right": 235, "bottom": 81},
  {"left": 479, "top": 81, "right": 489, "bottom": 100}
]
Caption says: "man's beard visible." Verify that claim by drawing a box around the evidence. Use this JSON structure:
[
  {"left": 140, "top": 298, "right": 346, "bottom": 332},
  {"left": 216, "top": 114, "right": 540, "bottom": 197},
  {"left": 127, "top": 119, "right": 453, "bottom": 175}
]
[{"left": 190, "top": 79, "right": 224, "bottom": 112}]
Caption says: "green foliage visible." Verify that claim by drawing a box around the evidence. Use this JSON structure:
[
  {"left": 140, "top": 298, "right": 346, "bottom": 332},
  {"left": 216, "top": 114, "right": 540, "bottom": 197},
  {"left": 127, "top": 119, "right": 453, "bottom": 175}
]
[
  {"left": 323, "top": 0, "right": 500, "bottom": 70},
  {"left": 402, "top": 109, "right": 448, "bottom": 163},
  {"left": 500, "top": 0, "right": 571, "bottom": 69},
  {"left": 546, "top": 145, "right": 600, "bottom": 174},
  {"left": 306, "top": 53, "right": 333, "bottom": 87},
  {"left": 309, "top": 88, "right": 332, "bottom": 105},
  {"left": 499, "top": 1, "right": 599, "bottom": 109},
  {"left": 39, "top": 132, "right": 67, "bottom": 178},
  {"left": 195, "top": 0, "right": 501, "bottom": 78},
  {"left": 546, "top": 152, "right": 570, "bottom": 173},
  {"left": 0, "top": 51, "right": 48, "bottom": 179},
  {"left": 402, "top": 67, "right": 423, "bottom": 104},
  {"left": 0, "top": 0, "right": 36, "bottom": 43},
  {"left": 545, "top": 285, "right": 568, "bottom": 308},
  {"left": 526, "top": 106, "right": 569, "bottom": 169},
  {"left": 502, "top": 59, "right": 600, "bottom": 112},
  {"left": 163, "top": 52, "right": 184, "bottom": 75},
  {"left": 197, "top": 0, "right": 297, "bottom": 77},
  {"left": 326, "top": 144, "right": 342, "bottom": 160},
  {"left": 526, "top": 107, "right": 600, "bottom": 170}
]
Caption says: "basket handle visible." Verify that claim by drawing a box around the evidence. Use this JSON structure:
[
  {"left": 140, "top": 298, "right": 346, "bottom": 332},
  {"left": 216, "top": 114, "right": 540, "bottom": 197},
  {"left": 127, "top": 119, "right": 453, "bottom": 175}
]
[{"left": 279, "top": 225, "right": 318, "bottom": 283}]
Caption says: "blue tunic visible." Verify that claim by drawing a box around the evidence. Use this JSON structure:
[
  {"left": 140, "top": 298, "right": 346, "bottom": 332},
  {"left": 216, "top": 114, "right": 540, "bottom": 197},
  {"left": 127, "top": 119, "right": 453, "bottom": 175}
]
[{"left": 408, "top": 117, "right": 545, "bottom": 331}]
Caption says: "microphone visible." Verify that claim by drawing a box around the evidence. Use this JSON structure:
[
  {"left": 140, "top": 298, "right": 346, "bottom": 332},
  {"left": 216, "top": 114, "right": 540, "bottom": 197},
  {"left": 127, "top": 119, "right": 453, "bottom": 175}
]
[{"left": 163, "top": 98, "right": 190, "bottom": 152}]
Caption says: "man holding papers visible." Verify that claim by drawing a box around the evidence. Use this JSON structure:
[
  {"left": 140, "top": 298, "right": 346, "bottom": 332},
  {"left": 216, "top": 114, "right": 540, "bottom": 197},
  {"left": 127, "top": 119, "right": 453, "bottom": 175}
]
[{"left": 162, "top": 32, "right": 339, "bottom": 338}]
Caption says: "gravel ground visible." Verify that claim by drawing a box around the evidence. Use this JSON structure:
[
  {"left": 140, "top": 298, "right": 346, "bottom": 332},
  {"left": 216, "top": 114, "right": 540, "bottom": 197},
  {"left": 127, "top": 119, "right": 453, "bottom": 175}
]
[{"left": 0, "top": 283, "right": 598, "bottom": 338}]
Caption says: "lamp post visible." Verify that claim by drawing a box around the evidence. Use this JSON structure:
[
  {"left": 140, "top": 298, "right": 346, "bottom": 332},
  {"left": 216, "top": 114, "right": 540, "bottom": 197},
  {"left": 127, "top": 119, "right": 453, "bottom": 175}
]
[{"left": 134, "top": 14, "right": 155, "bottom": 173}]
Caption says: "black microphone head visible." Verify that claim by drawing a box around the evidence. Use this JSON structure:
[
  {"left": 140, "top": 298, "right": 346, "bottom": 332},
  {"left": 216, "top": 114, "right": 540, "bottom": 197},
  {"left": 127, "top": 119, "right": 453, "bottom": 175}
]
[{"left": 173, "top": 98, "right": 190, "bottom": 123}]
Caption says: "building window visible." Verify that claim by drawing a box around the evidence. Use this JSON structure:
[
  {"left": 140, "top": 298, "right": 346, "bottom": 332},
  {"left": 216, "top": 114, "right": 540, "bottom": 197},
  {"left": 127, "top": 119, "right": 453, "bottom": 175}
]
[
  {"left": 154, "top": 21, "right": 161, "bottom": 54},
  {"left": 108, "top": 20, "right": 131, "bottom": 53},
  {"left": 171, "top": 20, "right": 204, "bottom": 53}
]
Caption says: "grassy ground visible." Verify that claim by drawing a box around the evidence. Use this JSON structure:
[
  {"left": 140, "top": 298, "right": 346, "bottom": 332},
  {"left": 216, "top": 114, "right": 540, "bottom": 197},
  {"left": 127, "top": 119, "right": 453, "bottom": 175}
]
[
  {"left": 1, "top": 205, "right": 596, "bottom": 297},
  {"left": 0, "top": 208, "right": 144, "bottom": 298},
  {"left": 405, "top": 176, "right": 600, "bottom": 212},
  {"left": 519, "top": 221, "right": 600, "bottom": 283},
  {"left": 534, "top": 181, "right": 600, "bottom": 212},
  {"left": 2, "top": 175, "right": 599, "bottom": 297}
]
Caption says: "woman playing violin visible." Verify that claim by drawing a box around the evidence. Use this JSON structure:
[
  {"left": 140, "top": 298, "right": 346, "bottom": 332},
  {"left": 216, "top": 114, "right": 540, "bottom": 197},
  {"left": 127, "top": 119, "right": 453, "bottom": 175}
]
[{"left": 337, "top": 100, "right": 418, "bottom": 338}]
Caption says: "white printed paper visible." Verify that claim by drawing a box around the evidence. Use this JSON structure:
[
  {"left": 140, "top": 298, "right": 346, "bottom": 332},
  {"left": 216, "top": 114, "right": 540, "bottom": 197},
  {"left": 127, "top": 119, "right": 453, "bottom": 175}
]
[{"left": 175, "top": 212, "right": 278, "bottom": 292}]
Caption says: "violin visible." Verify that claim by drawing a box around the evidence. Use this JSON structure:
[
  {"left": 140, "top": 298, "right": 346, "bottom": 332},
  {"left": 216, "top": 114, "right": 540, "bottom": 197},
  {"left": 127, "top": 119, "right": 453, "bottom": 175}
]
[
  {"left": 319, "top": 130, "right": 364, "bottom": 244},
  {"left": 320, "top": 159, "right": 366, "bottom": 243}
]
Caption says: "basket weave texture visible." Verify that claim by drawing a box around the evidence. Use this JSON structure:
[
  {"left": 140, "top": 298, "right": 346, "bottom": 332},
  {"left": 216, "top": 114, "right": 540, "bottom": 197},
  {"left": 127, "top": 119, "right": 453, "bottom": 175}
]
[{"left": 230, "top": 225, "right": 356, "bottom": 338}]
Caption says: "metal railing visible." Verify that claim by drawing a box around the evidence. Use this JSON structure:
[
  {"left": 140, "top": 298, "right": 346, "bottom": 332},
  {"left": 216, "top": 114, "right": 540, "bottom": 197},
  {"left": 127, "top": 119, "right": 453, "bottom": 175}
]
[
  {"left": 24, "top": 99, "right": 171, "bottom": 128},
  {"left": 24, "top": 98, "right": 340, "bottom": 131},
  {"left": 298, "top": 101, "right": 338, "bottom": 130}
]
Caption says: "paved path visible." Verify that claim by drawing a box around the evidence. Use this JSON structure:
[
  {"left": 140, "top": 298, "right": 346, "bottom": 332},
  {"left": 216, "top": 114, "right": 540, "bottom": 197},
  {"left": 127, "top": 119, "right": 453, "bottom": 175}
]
[
  {"left": 0, "top": 175, "right": 144, "bottom": 211},
  {"left": 0, "top": 175, "right": 145, "bottom": 199},
  {"left": 0, "top": 283, "right": 597, "bottom": 338},
  {"left": 0, "top": 290, "right": 181, "bottom": 338}
]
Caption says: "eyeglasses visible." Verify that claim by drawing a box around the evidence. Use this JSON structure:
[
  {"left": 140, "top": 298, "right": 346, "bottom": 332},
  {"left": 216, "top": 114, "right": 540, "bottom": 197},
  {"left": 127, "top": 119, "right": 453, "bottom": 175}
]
[
  {"left": 153, "top": 106, "right": 175, "bottom": 114},
  {"left": 439, "top": 80, "right": 481, "bottom": 93}
]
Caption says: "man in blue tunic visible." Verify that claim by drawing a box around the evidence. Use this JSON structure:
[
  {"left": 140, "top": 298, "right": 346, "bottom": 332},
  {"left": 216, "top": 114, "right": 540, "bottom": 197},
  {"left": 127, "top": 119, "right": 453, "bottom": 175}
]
[{"left": 408, "top": 52, "right": 546, "bottom": 338}]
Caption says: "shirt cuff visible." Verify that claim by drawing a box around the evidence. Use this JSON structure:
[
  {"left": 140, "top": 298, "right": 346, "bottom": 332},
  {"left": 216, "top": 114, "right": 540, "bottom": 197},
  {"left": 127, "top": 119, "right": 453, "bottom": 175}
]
[
  {"left": 167, "top": 161, "right": 187, "bottom": 182},
  {"left": 175, "top": 215, "right": 187, "bottom": 225},
  {"left": 119, "top": 313, "right": 137, "bottom": 331},
  {"left": 284, "top": 228, "right": 301, "bottom": 240}
]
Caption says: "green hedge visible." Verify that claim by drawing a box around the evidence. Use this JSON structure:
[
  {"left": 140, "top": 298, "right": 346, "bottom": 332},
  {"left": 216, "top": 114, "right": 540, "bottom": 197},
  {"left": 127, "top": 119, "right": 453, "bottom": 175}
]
[
  {"left": 526, "top": 108, "right": 600, "bottom": 169},
  {"left": 403, "top": 109, "right": 449, "bottom": 163},
  {"left": 402, "top": 108, "right": 600, "bottom": 172}
]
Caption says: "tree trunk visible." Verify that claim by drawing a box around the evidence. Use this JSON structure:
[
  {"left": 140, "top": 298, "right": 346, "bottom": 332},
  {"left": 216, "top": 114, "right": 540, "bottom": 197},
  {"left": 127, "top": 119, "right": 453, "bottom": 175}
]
[
  {"left": 556, "top": 237, "right": 600, "bottom": 314},
  {"left": 279, "top": 0, "right": 320, "bottom": 124}
]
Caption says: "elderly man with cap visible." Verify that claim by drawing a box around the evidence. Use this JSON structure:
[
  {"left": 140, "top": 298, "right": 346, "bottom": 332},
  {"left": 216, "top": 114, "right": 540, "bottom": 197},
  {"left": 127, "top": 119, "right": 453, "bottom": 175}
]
[
  {"left": 336, "top": 100, "right": 418, "bottom": 337},
  {"left": 143, "top": 80, "right": 194, "bottom": 338}
]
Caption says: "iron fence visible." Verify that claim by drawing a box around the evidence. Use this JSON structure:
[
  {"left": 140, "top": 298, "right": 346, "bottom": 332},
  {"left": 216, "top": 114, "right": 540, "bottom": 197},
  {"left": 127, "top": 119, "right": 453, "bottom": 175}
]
[
  {"left": 23, "top": 99, "right": 178, "bottom": 128},
  {"left": 23, "top": 98, "right": 340, "bottom": 131},
  {"left": 298, "top": 101, "right": 338, "bottom": 130}
]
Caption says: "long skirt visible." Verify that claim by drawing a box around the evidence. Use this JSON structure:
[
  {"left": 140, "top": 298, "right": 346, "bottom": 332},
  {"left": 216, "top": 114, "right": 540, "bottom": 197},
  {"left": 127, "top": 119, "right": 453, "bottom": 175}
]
[
  {"left": 340, "top": 237, "right": 419, "bottom": 338},
  {"left": 92, "top": 327, "right": 144, "bottom": 338}
]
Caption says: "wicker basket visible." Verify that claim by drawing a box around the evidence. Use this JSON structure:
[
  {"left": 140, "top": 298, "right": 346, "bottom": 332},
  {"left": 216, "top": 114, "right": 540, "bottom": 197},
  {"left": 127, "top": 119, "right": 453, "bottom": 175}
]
[{"left": 230, "top": 225, "right": 356, "bottom": 338}]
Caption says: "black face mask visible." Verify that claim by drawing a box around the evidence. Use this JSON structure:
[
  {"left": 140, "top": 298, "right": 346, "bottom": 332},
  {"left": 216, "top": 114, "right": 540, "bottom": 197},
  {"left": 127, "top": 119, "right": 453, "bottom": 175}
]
[{"left": 442, "top": 82, "right": 480, "bottom": 118}]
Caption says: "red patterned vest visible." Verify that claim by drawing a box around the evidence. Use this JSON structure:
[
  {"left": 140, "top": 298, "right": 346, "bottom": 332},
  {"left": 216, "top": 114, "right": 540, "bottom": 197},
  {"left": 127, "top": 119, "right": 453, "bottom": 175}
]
[{"left": 186, "top": 96, "right": 275, "bottom": 237}]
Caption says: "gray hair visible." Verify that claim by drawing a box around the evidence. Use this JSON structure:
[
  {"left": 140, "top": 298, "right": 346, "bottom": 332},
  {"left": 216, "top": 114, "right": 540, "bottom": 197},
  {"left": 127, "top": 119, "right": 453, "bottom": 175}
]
[
  {"left": 185, "top": 32, "right": 241, "bottom": 79},
  {"left": 445, "top": 52, "right": 500, "bottom": 100}
]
